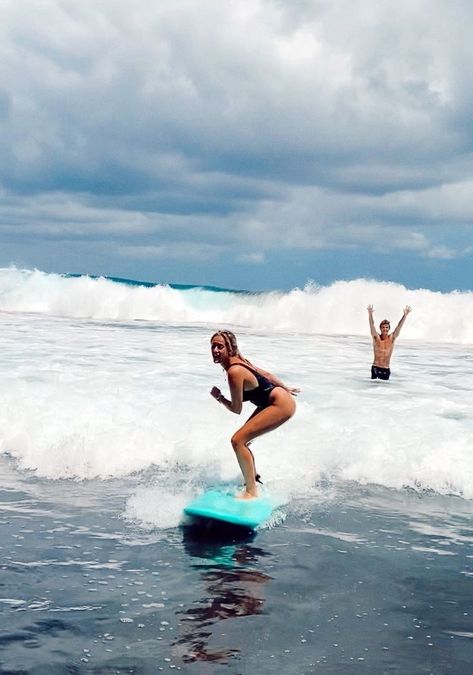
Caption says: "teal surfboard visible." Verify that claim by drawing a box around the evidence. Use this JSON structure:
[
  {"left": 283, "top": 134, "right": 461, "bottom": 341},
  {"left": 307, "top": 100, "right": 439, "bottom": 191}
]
[{"left": 184, "top": 490, "right": 274, "bottom": 529}]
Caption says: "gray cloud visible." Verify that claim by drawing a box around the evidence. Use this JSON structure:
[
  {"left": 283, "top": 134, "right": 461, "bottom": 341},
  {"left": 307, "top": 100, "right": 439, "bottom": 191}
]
[
  {"left": 117, "top": 242, "right": 226, "bottom": 262},
  {"left": 0, "top": 0, "right": 472, "bottom": 284}
]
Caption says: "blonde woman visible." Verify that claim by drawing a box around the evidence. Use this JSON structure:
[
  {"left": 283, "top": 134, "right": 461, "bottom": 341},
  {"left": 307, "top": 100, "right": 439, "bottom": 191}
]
[{"left": 210, "top": 330, "right": 297, "bottom": 499}]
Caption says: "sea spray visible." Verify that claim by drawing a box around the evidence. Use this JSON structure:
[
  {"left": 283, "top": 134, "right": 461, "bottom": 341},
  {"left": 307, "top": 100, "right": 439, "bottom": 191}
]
[
  {"left": 1, "top": 304, "right": 473, "bottom": 514},
  {"left": 1, "top": 267, "right": 473, "bottom": 343}
]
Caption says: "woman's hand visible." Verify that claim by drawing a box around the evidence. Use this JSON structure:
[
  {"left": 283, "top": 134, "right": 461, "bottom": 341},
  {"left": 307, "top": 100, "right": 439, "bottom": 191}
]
[{"left": 210, "top": 386, "right": 222, "bottom": 401}]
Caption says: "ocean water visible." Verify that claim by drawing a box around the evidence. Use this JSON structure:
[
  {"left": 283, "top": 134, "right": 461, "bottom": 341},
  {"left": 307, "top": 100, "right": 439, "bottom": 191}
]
[{"left": 0, "top": 266, "right": 472, "bottom": 674}]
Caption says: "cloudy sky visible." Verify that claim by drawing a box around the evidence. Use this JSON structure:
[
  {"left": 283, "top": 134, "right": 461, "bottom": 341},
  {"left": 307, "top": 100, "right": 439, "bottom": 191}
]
[{"left": 1, "top": 0, "right": 472, "bottom": 291}]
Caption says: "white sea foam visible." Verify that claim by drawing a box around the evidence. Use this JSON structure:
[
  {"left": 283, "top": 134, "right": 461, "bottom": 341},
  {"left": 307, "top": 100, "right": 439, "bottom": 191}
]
[
  {"left": 1, "top": 267, "right": 473, "bottom": 343},
  {"left": 0, "top": 268, "right": 473, "bottom": 529}
]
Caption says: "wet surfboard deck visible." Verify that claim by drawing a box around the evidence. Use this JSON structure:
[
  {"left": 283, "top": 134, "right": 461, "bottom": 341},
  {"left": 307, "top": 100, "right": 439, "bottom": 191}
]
[{"left": 184, "top": 490, "right": 274, "bottom": 530}]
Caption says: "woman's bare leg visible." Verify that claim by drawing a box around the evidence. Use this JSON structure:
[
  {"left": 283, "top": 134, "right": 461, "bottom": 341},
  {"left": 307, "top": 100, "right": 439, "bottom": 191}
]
[
  {"left": 232, "top": 444, "right": 257, "bottom": 498},
  {"left": 243, "top": 409, "right": 262, "bottom": 483},
  {"left": 231, "top": 390, "right": 296, "bottom": 498}
]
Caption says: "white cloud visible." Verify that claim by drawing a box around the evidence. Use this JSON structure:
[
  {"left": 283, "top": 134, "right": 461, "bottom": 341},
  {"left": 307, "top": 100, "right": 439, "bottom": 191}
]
[
  {"left": 0, "top": 0, "right": 473, "bottom": 281},
  {"left": 237, "top": 252, "right": 266, "bottom": 264},
  {"left": 118, "top": 242, "right": 225, "bottom": 261}
]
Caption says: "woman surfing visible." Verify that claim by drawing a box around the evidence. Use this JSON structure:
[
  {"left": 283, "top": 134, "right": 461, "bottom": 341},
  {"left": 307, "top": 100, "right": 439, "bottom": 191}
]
[{"left": 210, "top": 330, "right": 298, "bottom": 499}]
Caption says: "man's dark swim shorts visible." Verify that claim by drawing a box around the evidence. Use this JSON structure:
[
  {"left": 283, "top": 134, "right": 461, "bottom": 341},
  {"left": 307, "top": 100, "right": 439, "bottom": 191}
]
[{"left": 371, "top": 365, "right": 391, "bottom": 380}]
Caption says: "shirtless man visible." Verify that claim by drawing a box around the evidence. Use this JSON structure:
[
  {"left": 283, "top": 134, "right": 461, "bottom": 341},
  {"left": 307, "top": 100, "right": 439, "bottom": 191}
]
[{"left": 367, "top": 305, "right": 412, "bottom": 380}]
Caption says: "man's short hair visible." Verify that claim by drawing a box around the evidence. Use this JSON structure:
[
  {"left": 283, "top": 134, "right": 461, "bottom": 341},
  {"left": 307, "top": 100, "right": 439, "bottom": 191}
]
[{"left": 380, "top": 320, "right": 390, "bottom": 327}]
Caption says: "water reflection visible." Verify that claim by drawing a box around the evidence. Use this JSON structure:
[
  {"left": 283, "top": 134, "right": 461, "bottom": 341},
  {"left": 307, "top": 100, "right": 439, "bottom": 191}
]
[{"left": 174, "top": 524, "right": 273, "bottom": 664}]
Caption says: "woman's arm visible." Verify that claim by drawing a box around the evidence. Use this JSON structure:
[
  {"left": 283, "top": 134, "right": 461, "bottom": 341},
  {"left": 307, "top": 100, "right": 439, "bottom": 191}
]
[{"left": 210, "top": 368, "right": 244, "bottom": 414}]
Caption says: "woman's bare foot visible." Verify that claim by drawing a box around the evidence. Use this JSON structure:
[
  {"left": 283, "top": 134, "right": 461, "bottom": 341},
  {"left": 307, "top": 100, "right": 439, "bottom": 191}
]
[{"left": 237, "top": 489, "right": 258, "bottom": 500}]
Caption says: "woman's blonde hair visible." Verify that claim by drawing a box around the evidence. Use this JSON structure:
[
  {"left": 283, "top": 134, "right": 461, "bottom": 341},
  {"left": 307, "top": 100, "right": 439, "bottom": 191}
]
[{"left": 210, "top": 330, "right": 241, "bottom": 357}]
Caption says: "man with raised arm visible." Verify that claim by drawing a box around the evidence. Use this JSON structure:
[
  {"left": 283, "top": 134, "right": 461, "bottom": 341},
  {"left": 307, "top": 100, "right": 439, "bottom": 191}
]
[{"left": 367, "top": 305, "right": 412, "bottom": 380}]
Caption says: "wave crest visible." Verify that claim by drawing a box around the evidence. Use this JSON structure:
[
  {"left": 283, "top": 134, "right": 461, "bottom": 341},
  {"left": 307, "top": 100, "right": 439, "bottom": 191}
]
[{"left": 1, "top": 267, "right": 472, "bottom": 343}]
